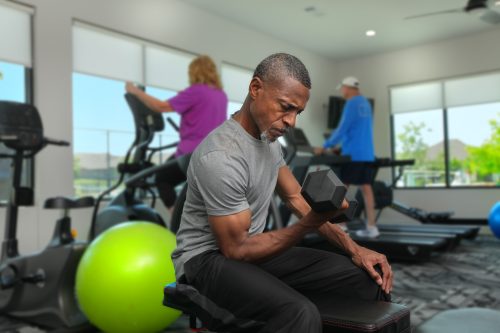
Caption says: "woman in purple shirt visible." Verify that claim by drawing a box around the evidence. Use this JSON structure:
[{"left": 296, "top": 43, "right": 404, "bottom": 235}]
[{"left": 126, "top": 55, "right": 228, "bottom": 210}]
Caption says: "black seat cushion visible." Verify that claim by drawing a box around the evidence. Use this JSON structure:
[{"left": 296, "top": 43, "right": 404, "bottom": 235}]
[
  {"left": 308, "top": 292, "right": 410, "bottom": 333},
  {"left": 44, "top": 196, "right": 95, "bottom": 209},
  {"left": 164, "top": 283, "right": 410, "bottom": 333},
  {"left": 416, "top": 308, "right": 500, "bottom": 333}
]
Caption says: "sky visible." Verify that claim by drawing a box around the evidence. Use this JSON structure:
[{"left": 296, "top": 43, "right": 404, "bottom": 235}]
[{"left": 0, "top": 59, "right": 498, "bottom": 159}]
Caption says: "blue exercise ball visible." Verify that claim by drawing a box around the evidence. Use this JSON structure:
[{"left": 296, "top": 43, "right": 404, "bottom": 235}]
[{"left": 489, "top": 202, "right": 500, "bottom": 239}]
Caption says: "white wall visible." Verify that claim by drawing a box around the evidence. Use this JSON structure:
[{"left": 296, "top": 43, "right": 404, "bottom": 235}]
[
  {"left": 0, "top": 0, "right": 337, "bottom": 253},
  {"left": 334, "top": 27, "right": 500, "bottom": 221}
]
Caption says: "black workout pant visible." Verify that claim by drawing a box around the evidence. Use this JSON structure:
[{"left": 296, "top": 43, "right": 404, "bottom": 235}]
[
  {"left": 182, "top": 247, "right": 390, "bottom": 333},
  {"left": 155, "top": 155, "right": 187, "bottom": 208}
]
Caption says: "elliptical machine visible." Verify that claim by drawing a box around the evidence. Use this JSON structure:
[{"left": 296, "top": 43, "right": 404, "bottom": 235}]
[
  {"left": 0, "top": 101, "right": 95, "bottom": 329},
  {"left": 89, "top": 93, "right": 190, "bottom": 239}
]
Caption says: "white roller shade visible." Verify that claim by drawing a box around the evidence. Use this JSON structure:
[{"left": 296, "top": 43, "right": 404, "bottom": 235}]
[
  {"left": 390, "top": 82, "right": 443, "bottom": 114},
  {"left": 445, "top": 72, "right": 500, "bottom": 107},
  {"left": 222, "top": 64, "right": 253, "bottom": 102},
  {"left": 0, "top": 2, "right": 32, "bottom": 67},
  {"left": 145, "top": 46, "right": 195, "bottom": 91},
  {"left": 73, "top": 25, "right": 143, "bottom": 83}
]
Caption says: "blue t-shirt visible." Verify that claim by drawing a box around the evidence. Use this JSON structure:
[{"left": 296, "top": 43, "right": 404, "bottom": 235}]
[{"left": 323, "top": 95, "right": 374, "bottom": 162}]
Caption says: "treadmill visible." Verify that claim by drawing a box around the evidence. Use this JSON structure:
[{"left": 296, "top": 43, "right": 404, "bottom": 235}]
[
  {"left": 279, "top": 128, "right": 450, "bottom": 261},
  {"left": 352, "top": 158, "right": 480, "bottom": 241}
]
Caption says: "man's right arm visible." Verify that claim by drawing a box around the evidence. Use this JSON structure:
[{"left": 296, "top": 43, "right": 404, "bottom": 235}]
[
  {"left": 209, "top": 209, "right": 327, "bottom": 262},
  {"left": 196, "top": 152, "right": 331, "bottom": 262},
  {"left": 323, "top": 101, "right": 355, "bottom": 149}
]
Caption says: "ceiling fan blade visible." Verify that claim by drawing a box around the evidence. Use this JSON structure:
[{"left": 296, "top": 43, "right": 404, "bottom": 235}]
[
  {"left": 405, "top": 8, "right": 464, "bottom": 20},
  {"left": 480, "top": 9, "right": 500, "bottom": 24}
]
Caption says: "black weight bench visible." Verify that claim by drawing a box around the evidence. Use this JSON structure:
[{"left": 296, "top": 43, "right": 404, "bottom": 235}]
[{"left": 164, "top": 282, "right": 410, "bottom": 333}]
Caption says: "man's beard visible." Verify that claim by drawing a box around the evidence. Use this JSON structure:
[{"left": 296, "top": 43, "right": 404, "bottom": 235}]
[
  {"left": 260, "top": 130, "right": 274, "bottom": 143},
  {"left": 260, "top": 127, "right": 288, "bottom": 144}
]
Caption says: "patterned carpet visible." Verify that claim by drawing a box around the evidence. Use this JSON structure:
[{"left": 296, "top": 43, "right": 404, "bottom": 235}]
[
  {"left": 2, "top": 236, "right": 499, "bottom": 332},
  {"left": 391, "top": 236, "right": 500, "bottom": 327}
]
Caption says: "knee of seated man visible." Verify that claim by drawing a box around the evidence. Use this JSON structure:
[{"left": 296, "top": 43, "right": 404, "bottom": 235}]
[
  {"left": 287, "top": 297, "right": 321, "bottom": 324},
  {"left": 348, "top": 267, "right": 387, "bottom": 301}
]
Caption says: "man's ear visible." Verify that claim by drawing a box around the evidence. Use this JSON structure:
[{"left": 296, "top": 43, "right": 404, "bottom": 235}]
[{"left": 249, "top": 77, "right": 263, "bottom": 100}]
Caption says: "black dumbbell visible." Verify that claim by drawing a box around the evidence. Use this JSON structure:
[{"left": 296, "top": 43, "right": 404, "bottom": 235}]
[
  {"left": 332, "top": 191, "right": 359, "bottom": 223},
  {"left": 301, "top": 169, "right": 358, "bottom": 223}
]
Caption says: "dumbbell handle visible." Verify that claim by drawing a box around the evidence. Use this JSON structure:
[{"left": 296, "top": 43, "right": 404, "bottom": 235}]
[{"left": 329, "top": 199, "right": 359, "bottom": 224}]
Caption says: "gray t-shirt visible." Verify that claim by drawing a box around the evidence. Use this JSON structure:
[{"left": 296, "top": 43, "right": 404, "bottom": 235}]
[{"left": 171, "top": 117, "right": 285, "bottom": 279}]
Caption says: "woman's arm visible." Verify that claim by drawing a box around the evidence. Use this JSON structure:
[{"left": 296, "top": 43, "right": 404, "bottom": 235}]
[{"left": 125, "top": 82, "right": 173, "bottom": 113}]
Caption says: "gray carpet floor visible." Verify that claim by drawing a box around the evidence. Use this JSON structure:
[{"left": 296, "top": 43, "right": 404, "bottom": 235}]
[{"left": 2, "top": 236, "right": 499, "bottom": 332}]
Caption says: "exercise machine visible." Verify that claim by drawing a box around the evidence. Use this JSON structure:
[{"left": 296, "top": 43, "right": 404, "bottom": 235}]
[
  {"left": 0, "top": 101, "right": 94, "bottom": 329},
  {"left": 89, "top": 93, "right": 189, "bottom": 239},
  {"left": 279, "top": 128, "right": 451, "bottom": 261},
  {"left": 350, "top": 158, "right": 480, "bottom": 241}
]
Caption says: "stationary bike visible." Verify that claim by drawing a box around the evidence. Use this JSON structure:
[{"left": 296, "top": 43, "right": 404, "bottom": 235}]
[{"left": 0, "top": 101, "right": 94, "bottom": 329}]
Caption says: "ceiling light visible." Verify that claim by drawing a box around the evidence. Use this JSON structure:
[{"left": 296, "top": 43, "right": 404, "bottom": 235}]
[
  {"left": 495, "top": 0, "right": 500, "bottom": 6},
  {"left": 365, "top": 30, "right": 376, "bottom": 37}
]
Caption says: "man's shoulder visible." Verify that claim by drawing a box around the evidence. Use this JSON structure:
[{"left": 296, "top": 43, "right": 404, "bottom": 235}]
[{"left": 192, "top": 120, "right": 246, "bottom": 165}]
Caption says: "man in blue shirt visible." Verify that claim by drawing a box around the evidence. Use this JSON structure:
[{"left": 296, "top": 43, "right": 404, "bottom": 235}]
[{"left": 317, "top": 77, "right": 379, "bottom": 238}]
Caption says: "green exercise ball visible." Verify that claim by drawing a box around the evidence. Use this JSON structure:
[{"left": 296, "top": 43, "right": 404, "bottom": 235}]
[{"left": 76, "top": 222, "right": 181, "bottom": 333}]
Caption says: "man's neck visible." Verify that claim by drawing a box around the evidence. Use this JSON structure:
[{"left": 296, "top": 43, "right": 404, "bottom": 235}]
[
  {"left": 345, "top": 92, "right": 360, "bottom": 100},
  {"left": 233, "top": 100, "right": 260, "bottom": 139}
]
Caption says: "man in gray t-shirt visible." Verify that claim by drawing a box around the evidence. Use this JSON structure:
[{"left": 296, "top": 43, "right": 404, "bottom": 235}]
[{"left": 171, "top": 53, "right": 393, "bottom": 333}]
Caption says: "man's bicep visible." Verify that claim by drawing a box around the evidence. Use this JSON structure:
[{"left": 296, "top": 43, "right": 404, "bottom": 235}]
[
  {"left": 276, "top": 166, "right": 302, "bottom": 203},
  {"left": 208, "top": 210, "right": 252, "bottom": 258}
]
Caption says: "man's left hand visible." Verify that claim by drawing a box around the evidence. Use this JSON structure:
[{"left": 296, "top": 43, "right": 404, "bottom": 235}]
[{"left": 352, "top": 246, "right": 393, "bottom": 294}]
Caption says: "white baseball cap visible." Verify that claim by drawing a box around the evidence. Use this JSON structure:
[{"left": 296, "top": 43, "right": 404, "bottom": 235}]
[{"left": 336, "top": 76, "right": 360, "bottom": 90}]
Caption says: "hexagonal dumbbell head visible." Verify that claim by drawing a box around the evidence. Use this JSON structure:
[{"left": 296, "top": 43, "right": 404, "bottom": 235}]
[{"left": 301, "top": 169, "right": 347, "bottom": 213}]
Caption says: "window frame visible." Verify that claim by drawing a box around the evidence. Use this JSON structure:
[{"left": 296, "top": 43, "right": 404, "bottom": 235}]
[{"left": 390, "top": 71, "right": 500, "bottom": 190}]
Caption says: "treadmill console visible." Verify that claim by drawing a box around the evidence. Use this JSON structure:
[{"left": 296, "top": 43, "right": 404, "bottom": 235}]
[
  {"left": 283, "top": 128, "right": 314, "bottom": 154},
  {"left": 0, "top": 101, "right": 44, "bottom": 151}
]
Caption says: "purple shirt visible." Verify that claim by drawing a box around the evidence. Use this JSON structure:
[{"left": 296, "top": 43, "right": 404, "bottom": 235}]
[{"left": 168, "top": 84, "right": 228, "bottom": 157}]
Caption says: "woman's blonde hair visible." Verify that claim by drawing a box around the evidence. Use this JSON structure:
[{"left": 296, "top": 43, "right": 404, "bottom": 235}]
[{"left": 188, "top": 55, "right": 222, "bottom": 89}]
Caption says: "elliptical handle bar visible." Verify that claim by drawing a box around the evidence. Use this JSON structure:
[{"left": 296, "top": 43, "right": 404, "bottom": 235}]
[
  {"left": 147, "top": 142, "right": 178, "bottom": 153},
  {"left": 44, "top": 137, "right": 70, "bottom": 147},
  {"left": 166, "top": 117, "right": 180, "bottom": 132}
]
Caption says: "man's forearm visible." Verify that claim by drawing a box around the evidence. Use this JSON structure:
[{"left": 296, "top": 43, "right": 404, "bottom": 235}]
[
  {"left": 318, "top": 223, "right": 360, "bottom": 256},
  {"left": 226, "top": 214, "right": 318, "bottom": 263},
  {"left": 286, "top": 196, "right": 361, "bottom": 256}
]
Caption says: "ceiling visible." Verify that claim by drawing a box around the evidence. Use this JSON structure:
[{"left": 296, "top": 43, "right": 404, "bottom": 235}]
[{"left": 184, "top": 0, "right": 500, "bottom": 60}]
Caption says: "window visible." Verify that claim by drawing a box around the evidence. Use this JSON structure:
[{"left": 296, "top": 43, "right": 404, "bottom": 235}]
[
  {"left": 447, "top": 103, "right": 499, "bottom": 187},
  {"left": 0, "top": 2, "right": 33, "bottom": 202},
  {"left": 393, "top": 110, "right": 445, "bottom": 187},
  {"left": 72, "top": 22, "right": 195, "bottom": 197},
  {"left": 221, "top": 63, "right": 253, "bottom": 118},
  {"left": 72, "top": 73, "right": 135, "bottom": 197},
  {"left": 390, "top": 72, "right": 500, "bottom": 188},
  {"left": 228, "top": 101, "right": 243, "bottom": 117}
]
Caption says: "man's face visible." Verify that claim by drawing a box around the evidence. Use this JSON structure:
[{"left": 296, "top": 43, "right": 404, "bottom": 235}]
[{"left": 248, "top": 76, "right": 310, "bottom": 142}]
